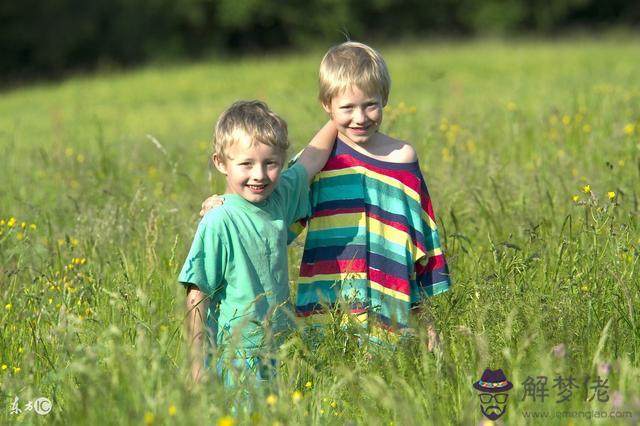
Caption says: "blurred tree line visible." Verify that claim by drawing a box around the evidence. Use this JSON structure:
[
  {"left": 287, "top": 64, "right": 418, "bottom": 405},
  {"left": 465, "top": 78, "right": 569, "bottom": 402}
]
[{"left": 1, "top": 0, "right": 638, "bottom": 81}]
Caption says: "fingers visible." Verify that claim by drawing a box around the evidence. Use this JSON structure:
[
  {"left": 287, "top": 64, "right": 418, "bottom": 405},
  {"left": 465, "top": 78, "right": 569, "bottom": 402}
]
[{"left": 199, "top": 195, "right": 224, "bottom": 217}]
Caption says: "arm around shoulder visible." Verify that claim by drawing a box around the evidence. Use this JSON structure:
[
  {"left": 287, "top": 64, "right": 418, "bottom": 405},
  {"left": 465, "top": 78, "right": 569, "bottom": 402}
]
[{"left": 295, "top": 120, "right": 337, "bottom": 183}]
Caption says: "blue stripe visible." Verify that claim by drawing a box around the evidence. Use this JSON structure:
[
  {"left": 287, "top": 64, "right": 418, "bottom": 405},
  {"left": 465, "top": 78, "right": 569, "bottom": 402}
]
[
  {"left": 369, "top": 252, "right": 409, "bottom": 279},
  {"left": 302, "top": 243, "right": 366, "bottom": 263},
  {"left": 416, "top": 265, "right": 450, "bottom": 288}
]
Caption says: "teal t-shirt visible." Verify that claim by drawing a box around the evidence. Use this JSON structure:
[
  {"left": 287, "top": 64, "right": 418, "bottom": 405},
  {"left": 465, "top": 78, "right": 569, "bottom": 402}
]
[{"left": 178, "top": 163, "right": 310, "bottom": 356}]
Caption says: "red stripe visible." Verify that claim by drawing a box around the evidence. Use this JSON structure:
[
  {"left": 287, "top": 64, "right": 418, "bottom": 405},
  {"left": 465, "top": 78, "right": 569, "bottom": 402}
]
[
  {"left": 323, "top": 155, "right": 421, "bottom": 193},
  {"left": 368, "top": 268, "right": 410, "bottom": 295},
  {"left": 421, "top": 194, "right": 436, "bottom": 222},
  {"left": 299, "top": 258, "right": 367, "bottom": 277},
  {"left": 415, "top": 254, "right": 446, "bottom": 274},
  {"left": 314, "top": 206, "right": 364, "bottom": 218}
]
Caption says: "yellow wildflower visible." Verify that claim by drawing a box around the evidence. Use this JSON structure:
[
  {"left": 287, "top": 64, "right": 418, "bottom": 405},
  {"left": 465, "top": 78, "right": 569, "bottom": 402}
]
[
  {"left": 607, "top": 192, "right": 616, "bottom": 201},
  {"left": 266, "top": 394, "right": 278, "bottom": 407},
  {"left": 292, "top": 390, "right": 303, "bottom": 404},
  {"left": 143, "top": 412, "right": 154, "bottom": 425},
  {"left": 57, "top": 239, "right": 65, "bottom": 247},
  {"left": 13, "top": 367, "right": 21, "bottom": 374},
  {"left": 64, "top": 147, "right": 74, "bottom": 157},
  {"left": 624, "top": 123, "right": 635, "bottom": 136},
  {"left": 581, "top": 285, "right": 589, "bottom": 293},
  {"left": 562, "top": 115, "right": 571, "bottom": 126},
  {"left": 168, "top": 404, "right": 177, "bottom": 417},
  {"left": 572, "top": 195, "right": 579, "bottom": 203},
  {"left": 304, "top": 381, "right": 313, "bottom": 389},
  {"left": 7, "top": 217, "right": 16, "bottom": 227},
  {"left": 70, "top": 238, "right": 79, "bottom": 247},
  {"left": 5, "top": 304, "right": 11, "bottom": 310},
  {"left": 0, "top": 219, "right": 5, "bottom": 226},
  {"left": 16, "top": 232, "right": 24, "bottom": 241},
  {"left": 217, "top": 415, "right": 235, "bottom": 426},
  {"left": 29, "top": 224, "right": 36, "bottom": 230},
  {"left": 582, "top": 185, "right": 591, "bottom": 194},
  {"left": 20, "top": 222, "right": 26, "bottom": 229},
  {"left": 1, "top": 364, "right": 7, "bottom": 370},
  {"left": 330, "top": 400, "right": 338, "bottom": 409}
]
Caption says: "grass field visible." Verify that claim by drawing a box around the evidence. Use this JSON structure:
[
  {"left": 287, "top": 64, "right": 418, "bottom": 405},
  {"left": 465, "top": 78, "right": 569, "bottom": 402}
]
[{"left": 1, "top": 37, "right": 639, "bottom": 425}]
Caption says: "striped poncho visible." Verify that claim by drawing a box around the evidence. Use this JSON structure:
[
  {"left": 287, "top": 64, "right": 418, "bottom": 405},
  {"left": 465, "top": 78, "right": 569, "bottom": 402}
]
[{"left": 292, "top": 138, "right": 451, "bottom": 338}]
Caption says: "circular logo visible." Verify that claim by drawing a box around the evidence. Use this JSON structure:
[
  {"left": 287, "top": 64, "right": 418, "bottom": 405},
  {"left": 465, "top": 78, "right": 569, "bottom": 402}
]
[{"left": 34, "top": 397, "right": 52, "bottom": 415}]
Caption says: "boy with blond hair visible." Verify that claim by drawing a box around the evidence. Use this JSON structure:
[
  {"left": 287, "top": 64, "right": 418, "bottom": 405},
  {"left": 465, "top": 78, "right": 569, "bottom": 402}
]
[
  {"left": 179, "top": 100, "right": 336, "bottom": 384},
  {"left": 293, "top": 41, "right": 451, "bottom": 344}
]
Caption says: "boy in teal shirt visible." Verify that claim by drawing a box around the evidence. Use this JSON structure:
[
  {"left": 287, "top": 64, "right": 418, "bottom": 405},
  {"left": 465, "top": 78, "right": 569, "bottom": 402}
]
[{"left": 179, "top": 100, "right": 336, "bottom": 384}]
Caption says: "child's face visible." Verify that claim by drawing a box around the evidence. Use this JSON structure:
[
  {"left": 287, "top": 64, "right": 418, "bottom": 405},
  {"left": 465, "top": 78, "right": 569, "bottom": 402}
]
[
  {"left": 213, "top": 134, "right": 284, "bottom": 203},
  {"left": 323, "top": 86, "right": 383, "bottom": 145}
]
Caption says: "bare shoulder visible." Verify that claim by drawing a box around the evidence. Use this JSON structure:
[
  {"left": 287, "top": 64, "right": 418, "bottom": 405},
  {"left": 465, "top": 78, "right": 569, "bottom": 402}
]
[{"left": 374, "top": 133, "right": 417, "bottom": 163}]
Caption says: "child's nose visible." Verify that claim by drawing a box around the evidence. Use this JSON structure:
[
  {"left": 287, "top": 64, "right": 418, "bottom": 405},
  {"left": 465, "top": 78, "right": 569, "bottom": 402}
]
[
  {"left": 251, "top": 165, "right": 267, "bottom": 180},
  {"left": 353, "top": 108, "right": 366, "bottom": 123}
]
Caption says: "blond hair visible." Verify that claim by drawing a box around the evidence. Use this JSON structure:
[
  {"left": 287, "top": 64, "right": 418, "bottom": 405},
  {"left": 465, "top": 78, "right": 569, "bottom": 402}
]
[
  {"left": 319, "top": 41, "right": 391, "bottom": 106},
  {"left": 214, "top": 100, "right": 289, "bottom": 161}
]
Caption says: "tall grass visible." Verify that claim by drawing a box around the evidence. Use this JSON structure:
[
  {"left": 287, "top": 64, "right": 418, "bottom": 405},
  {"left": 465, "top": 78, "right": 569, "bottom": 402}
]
[{"left": 1, "top": 38, "right": 639, "bottom": 425}]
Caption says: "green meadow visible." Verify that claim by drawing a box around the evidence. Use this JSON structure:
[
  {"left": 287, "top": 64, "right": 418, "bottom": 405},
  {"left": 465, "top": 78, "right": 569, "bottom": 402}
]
[{"left": 1, "top": 37, "right": 639, "bottom": 425}]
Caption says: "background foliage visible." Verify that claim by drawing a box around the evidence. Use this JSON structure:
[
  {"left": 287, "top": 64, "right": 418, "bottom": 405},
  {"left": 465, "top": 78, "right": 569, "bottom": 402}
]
[{"left": 1, "top": 0, "right": 640, "bottom": 81}]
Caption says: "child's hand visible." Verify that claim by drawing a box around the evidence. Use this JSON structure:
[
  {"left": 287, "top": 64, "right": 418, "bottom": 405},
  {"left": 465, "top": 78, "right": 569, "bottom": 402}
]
[{"left": 199, "top": 194, "right": 224, "bottom": 217}]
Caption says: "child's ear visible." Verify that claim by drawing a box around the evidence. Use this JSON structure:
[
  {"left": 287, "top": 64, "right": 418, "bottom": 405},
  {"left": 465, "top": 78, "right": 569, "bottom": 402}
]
[
  {"left": 322, "top": 101, "right": 332, "bottom": 115},
  {"left": 212, "top": 154, "right": 227, "bottom": 175}
]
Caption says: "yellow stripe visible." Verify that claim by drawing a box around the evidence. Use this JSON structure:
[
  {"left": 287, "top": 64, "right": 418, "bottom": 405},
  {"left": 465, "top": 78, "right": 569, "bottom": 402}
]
[
  {"left": 308, "top": 212, "right": 364, "bottom": 231},
  {"left": 421, "top": 210, "right": 437, "bottom": 231},
  {"left": 317, "top": 167, "right": 420, "bottom": 202},
  {"left": 369, "top": 280, "right": 410, "bottom": 302}
]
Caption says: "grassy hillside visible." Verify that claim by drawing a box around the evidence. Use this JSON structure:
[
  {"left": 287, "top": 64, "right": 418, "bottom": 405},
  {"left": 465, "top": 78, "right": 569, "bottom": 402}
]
[{"left": 1, "top": 38, "right": 639, "bottom": 425}]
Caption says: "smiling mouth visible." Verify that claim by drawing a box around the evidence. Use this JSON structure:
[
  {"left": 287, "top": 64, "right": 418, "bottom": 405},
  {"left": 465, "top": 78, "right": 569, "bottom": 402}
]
[
  {"left": 349, "top": 125, "right": 372, "bottom": 133},
  {"left": 247, "top": 184, "right": 268, "bottom": 192}
]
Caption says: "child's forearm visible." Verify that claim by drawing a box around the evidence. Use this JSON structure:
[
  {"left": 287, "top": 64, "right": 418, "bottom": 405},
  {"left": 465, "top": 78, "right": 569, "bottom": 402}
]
[
  {"left": 297, "top": 120, "right": 337, "bottom": 183},
  {"left": 185, "top": 285, "right": 209, "bottom": 383}
]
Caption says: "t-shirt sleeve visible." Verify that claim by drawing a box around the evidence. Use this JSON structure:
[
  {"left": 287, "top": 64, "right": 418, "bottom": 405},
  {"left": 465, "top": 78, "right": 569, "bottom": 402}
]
[
  {"left": 277, "top": 162, "right": 311, "bottom": 228},
  {"left": 177, "top": 214, "right": 227, "bottom": 296}
]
